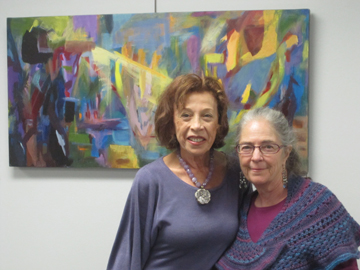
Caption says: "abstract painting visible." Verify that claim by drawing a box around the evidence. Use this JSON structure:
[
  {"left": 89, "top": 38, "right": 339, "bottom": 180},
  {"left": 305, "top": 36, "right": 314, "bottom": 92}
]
[{"left": 7, "top": 9, "right": 309, "bottom": 171}]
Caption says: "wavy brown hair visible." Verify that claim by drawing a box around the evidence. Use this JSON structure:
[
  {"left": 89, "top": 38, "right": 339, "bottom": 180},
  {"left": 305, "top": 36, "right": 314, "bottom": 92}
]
[{"left": 155, "top": 74, "right": 229, "bottom": 150}]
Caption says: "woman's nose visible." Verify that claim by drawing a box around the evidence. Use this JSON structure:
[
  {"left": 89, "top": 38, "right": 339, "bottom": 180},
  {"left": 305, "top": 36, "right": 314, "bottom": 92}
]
[
  {"left": 191, "top": 116, "right": 203, "bottom": 130},
  {"left": 251, "top": 147, "right": 263, "bottom": 161}
]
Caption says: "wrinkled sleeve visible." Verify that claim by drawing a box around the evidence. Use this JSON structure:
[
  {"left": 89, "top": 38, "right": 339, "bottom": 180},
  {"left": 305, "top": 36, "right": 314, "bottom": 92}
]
[{"left": 107, "top": 167, "right": 159, "bottom": 270}]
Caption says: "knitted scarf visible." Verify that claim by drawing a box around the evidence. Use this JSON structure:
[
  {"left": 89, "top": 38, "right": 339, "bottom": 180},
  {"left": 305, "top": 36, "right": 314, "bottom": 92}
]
[{"left": 216, "top": 176, "right": 360, "bottom": 270}]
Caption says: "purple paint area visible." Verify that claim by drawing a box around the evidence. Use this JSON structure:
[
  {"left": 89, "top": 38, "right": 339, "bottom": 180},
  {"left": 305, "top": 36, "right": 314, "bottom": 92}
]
[
  {"left": 60, "top": 53, "right": 80, "bottom": 96},
  {"left": 8, "top": 66, "right": 18, "bottom": 104},
  {"left": 192, "top": 11, "right": 224, "bottom": 17},
  {"left": 77, "top": 119, "right": 121, "bottom": 131},
  {"left": 285, "top": 45, "right": 305, "bottom": 75},
  {"left": 187, "top": 35, "right": 200, "bottom": 73},
  {"left": 73, "top": 15, "right": 98, "bottom": 42}
]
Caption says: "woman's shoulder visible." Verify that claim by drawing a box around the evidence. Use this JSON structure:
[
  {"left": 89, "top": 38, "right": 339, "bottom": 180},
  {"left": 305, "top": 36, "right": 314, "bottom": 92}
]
[
  {"left": 290, "top": 176, "right": 357, "bottom": 220},
  {"left": 132, "top": 157, "right": 168, "bottom": 187},
  {"left": 290, "top": 176, "right": 331, "bottom": 195},
  {"left": 303, "top": 177, "right": 338, "bottom": 198},
  {"left": 137, "top": 157, "right": 165, "bottom": 173}
]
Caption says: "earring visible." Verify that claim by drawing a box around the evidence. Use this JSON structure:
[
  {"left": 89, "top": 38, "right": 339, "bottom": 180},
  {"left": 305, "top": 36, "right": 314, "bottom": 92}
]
[
  {"left": 239, "top": 172, "right": 248, "bottom": 189},
  {"left": 282, "top": 165, "right": 288, "bottom": 188}
]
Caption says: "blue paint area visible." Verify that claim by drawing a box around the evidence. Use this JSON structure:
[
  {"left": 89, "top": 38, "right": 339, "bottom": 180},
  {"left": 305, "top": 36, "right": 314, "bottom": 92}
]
[
  {"left": 118, "top": 17, "right": 172, "bottom": 53},
  {"left": 112, "top": 130, "right": 130, "bottom": 145},
  {"left": 91, "top": 133, "right": 113, "bottom": 157},
  {"left": 91, "top": 137, "right": 99, "bottom": 158},
  {"left": 226, "top": 55, "right": 276, "bottom": 102},
  {"left": 52, "top": 75, "right": 66, "bottom": 119},
  {"left": 113, "top": 119, "right": 130, "bottom": 145},
  {"left": 140, "top": 151, "right": 161, "bottom": 160}
]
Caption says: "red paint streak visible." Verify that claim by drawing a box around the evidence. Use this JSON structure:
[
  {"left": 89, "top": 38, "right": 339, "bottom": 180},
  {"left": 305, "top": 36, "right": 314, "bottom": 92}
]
[
  {"left": 133, "top": 53, "right": 138, "bottom": 62},
  {"left": 65, "top": 81, "right": 72, "bottom": 97},
  {"left": 86, "top": 105, "right": 91, "bottom": 119},
  {"left": 227, "top": 29, "right": 235, "bottom": 40},
  {"left": 280, "top": 32, "right": 293, "bottom": 44},
  {"left": 31, "top": 88, "right": 45, "bottom": 122},
  {"left": 91, "top": 62, "right": 121, "bottom": 99},
  {"left": 285, "top": 50, "right": 291, "bottom": 62},
  {"left": 244, "top": 103, "right": 252, "bottom": 110},
  {"left": 52, "top": 46, "right": 80, "bottom": 78},
  {"left": 222, "top": 50, "right": 227, "bottom": 64},
  {"left": 244, "top": 25, "right": 264, "bottom": 56},
  {"left": 226, "top": 66, "right": 241, "bottom": 78},
  {"left": 262, "top": 81, "right": 272, "bottom": 96}
]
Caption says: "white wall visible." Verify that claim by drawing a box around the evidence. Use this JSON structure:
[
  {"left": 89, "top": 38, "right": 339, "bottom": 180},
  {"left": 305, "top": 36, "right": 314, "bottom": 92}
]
[{"left": 1, "top": 0, "right": 359, "bottom": 269}]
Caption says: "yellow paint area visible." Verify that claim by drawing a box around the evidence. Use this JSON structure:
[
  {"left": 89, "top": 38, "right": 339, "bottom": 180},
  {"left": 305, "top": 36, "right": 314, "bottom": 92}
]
[
  {"left": 168, "top": 15, "right": 175, "bottom": 32},
  {"left": 108, "top": 145, "right": 139, "bottom": 168},
  {"left": 139, "top": 70, "right": 146, "bottom": 98},
  {"left": 255, "top": 45, "right": 286, "bottom": 108},
  {"left": 205, "top": 53, "right": 224, "bottom": 63},
  {"left": 241, "top": 83, "right": 252, "bottom": 104},
  {"left": 240, "top": 10, "right": 280, "bottom": 65},
  {"left": 91, "top": 47, "right": 172, "bottom": 104},
  {"left": 137, "top": 49, "right": 146, "bottom": 65},
  {"left": 225, "top": 10, "right": 284, "bottom": 71},
  {"left": 151, "top": 51, "right": 161, "bottom": 69},
  {"left": 233, "top": 109, "right": 248, "bottom": 126},
  {"left": 204, "top": 53, "right": 224, "bottom": 76},
  {"left": 226, "top": 30, "right": 241, "bottom": 71},
  {"left": 286, "top": 35, "right": 299, "bottom": 49},
  {"left": 115, "top": 61, "right": 124, "bottom": 99},
  {"left": 302, "top": 40, "right": 309, "bottom": 62}
]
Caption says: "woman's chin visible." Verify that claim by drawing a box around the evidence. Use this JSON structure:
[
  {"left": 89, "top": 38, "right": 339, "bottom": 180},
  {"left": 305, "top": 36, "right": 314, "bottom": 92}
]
[{"left": 248, "top": 177, "right": 269, "bottom": 187}]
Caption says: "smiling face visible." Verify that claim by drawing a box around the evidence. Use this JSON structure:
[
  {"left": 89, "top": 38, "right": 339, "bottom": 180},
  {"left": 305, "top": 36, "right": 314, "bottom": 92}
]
[
  {"left": 238, "top": 118, "right": 291, "bottom": 189},
  {"left": 174, "top": 91, "right": 219, "bottom": 159}
]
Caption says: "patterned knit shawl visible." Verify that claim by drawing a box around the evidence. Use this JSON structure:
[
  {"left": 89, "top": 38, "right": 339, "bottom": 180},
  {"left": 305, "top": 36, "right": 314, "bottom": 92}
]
[{"left": 216, "top": 176, "right": 360, "bottom": 270}]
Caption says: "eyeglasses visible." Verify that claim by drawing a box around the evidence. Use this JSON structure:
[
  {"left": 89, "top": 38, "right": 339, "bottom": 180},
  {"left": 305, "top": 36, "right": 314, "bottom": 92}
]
[{"left": 236, "top": 143, "right": 285, "bottom": 155}]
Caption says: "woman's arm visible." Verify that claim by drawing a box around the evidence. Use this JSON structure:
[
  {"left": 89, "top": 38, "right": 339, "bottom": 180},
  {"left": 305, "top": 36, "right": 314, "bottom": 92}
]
[{"left": 106, "top": 167, "right": 158, "bottom": 270}]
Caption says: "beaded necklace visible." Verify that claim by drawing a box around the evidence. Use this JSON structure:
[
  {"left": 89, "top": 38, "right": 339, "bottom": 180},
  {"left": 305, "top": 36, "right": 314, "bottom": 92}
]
[{"left": 177, "top": 149, "right": 214, "bottom": 204}]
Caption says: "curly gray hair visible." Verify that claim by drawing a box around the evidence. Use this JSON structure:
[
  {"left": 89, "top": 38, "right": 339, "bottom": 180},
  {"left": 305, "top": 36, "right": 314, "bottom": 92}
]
[{"left": 236, "top": 107, "right": 303, "bottom": 176}]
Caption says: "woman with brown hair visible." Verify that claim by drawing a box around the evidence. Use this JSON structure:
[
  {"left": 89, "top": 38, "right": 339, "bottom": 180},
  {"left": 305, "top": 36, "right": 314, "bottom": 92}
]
[{"left": 107, "top": 74, "right": 249, "bottom": 270}]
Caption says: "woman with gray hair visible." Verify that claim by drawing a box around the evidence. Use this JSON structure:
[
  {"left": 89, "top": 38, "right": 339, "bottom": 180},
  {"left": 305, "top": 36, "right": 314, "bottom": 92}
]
[{"left": 215, "top": 107, "right": 360, "bottom": 270}]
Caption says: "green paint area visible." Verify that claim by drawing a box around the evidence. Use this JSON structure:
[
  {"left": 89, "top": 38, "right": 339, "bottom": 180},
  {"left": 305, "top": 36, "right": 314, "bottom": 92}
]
[
  {"left": 69, "top": 132, "right": 90, "bottom": 144},
  {"left": 68, "top": 143, "right": 101, "bottom": 168}
]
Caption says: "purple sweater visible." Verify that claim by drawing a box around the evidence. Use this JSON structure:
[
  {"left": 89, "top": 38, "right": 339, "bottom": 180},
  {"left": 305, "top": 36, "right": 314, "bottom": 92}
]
[
  {"left": 247, "top": 196, "right": 358, "bottom": 269},
  {"left": 107, "top": 155, "right": 248, "bottom": 270},
  {"left": 216, "top": 176, "right": 360, "bottom": 270}
]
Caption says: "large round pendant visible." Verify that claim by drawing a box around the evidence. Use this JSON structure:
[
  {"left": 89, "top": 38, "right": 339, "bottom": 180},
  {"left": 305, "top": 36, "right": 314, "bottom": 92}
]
[{"left": 195, "top": 188, "right": 211, "bottom": 204}]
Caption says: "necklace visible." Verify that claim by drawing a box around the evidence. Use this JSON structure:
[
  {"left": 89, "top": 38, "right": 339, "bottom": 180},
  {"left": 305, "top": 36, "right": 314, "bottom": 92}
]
[{"left": 177, "top": 149, "right": 214, "bottom": 204}]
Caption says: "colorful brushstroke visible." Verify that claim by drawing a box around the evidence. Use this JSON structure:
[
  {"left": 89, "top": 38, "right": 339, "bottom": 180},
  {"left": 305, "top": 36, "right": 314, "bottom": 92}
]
[{"left": 7, "top": 10, "right": 309, "bottom": 171}]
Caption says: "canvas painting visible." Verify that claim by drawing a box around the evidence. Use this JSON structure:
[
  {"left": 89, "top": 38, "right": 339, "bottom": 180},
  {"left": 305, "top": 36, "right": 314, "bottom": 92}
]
[{"left": 7, "top": 9, "right": 309, "bottom": 171}]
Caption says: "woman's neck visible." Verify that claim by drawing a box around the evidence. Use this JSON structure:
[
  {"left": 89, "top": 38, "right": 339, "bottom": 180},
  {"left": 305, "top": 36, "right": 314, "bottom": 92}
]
[
  {"left": 179, "top": 150, "right": 211, "bottom": 171},
  {"left": 255, "top": 180, "right": 288, "bottom": 207}
]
